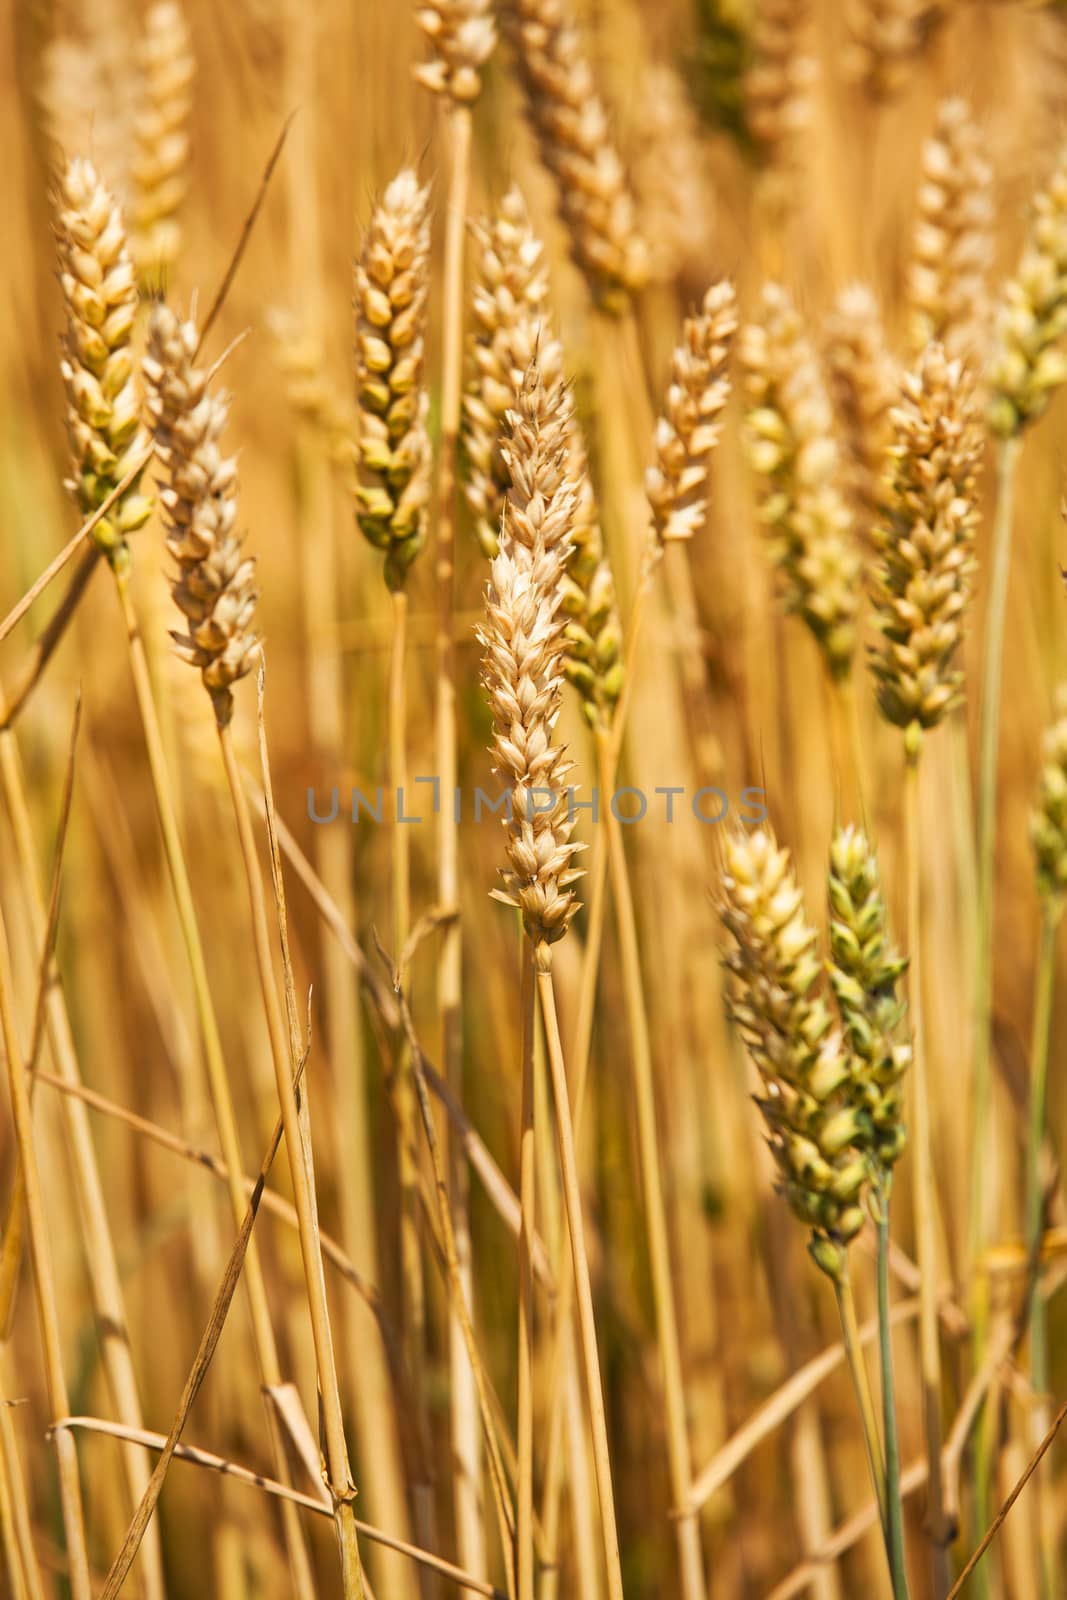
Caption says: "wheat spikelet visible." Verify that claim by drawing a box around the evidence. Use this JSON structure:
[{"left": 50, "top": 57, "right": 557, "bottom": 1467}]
[
  {"left": 414, "top": 0, "right": 497, "bottom": 102},
  {"left": 824, "top": 283, "right": 898, "bottom": 526},
  {"left": 354, "top": 169, "right": 432, "bottom": 590},
  {"left": 868, "top": 343, "right": 980, "bottom": 750},
  {"left": 741, "top": 283, "right": 860, "bottom": 678},
  {"left": 39, "top": 28, "right": 134, "bottom": 190},
  {"left": 647, "top": 281, "right": 738, "bottom": 546},
  {"left": 499, "top": 0, "right": 647, "bottom": 311},
  {"left": 269, "top": 309, "right": 358, "bottom": 467},
  {"left": 718, "top": 825, "right": 870, "bottom": 1280},
  {"left": 479, "top": 359, "right": 583, "bottom": 966},
  {"left": 827, "top": 826, "right": 911, "bottom": 1171},
  {"left": 464, "top": 190, "right": 622, "bottom": 727},
  {"left": 144, "top": 305, "right": 259, "bottom": 726},
  {"left": 464, "top": 188, "right": 552, "bottom": 559},
  {"left": 989, "top": 143, "right": 1067, "bottom": 436},
  {"left": 844, "top": 0, "right": 946, "bottom": 100},
  {"left": 745, "top": 0, "right": 814, "bottom": 171},
  {"left": 54, "top": 157, "right": 153, "bottom": 566},
  {"left": 908, "top": 97, "right": 993, "bottom": 367},
  {"left": 130, "top": 1, "right": 194, "bottom": 288},
  {"left": 1031, "top": 685, "right": 1067, "bottom": 905},
  {"left": 630, "top": 64, "right": 717, "bottom": 288}
]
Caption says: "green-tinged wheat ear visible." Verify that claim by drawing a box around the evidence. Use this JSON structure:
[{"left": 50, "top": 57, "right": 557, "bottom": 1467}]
[
  {"left": 131, "top": 0, "right": 194, "bottom": 289},
  {"left": 989, "top": 142, "right": 1067, "bottom": 437},
  {"left": 354, "top": 168, "right": 432, "bottom": 590},
  {"left": 740, "top": 281, "right": 860, "bottom": 679},
  {"left": 1031, "top": 684, "right": 1067, "bottom": 908},
  {"left": 718, "top": 825, "right": 872, "bottom": 1281},
  {"left": 689, "top": 0, "right": 753, "bottom": 152},
  {"left": 824, "top": 282, "right": 898, "bottom": 528},
  {"left": 144, "top": 304, "right": 259, "bottom": 727},
  {"left": 868, "top": 342, "right": 980, "bottom": 753},
  {"left": 54, "top": 156, "right": 153, "bottom": 568},
  {"left": 647, "top": 280, "right": 738, "bottom": 545},
  {"left": 827, "top": 825, "right": 911, "bottom": 1170},
  {"left": 908, "top": 96, "right": 993, "bottom": 367},
  {"left": 498, "top": 0, "right": 647, "bottom": 312},
  {"left": 414, "top": 0, "right": 496, "bottom": 102}
]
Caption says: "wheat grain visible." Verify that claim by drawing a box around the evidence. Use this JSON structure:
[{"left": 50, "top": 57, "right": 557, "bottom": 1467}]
[
  {"left": 741, "top": 282, "right": 859, "bottom": 678},
  {"left": 989, "top": 142, "right": 1067, "bottom": 436},
  {"left": 414, "top": 0, "right": 496, "bottom": 103},
  {"left": 354, "top": 169, "right": 432, "bottom": 590},
  {"left": 130, "top": 0, "right": 194, "bottom": 287},
  {"left": 499, "top": 0, "right": 647, "bottom": 311},
  {"left": 824, "top": 283, "right": 898, "bottom": 528},
  {"left": 480, "top": 359, "right": 582, "bottom": 965},
  {"left": 868, "top": 343, "right": 980, "bottom": 750},
  {"left": 844, "top": 0, "right": 946, "bottom": 100},
  {"left": 908, "top": 97, "right": 993, "bottom": 366},
  {"left": 1031, "top": 684, "right": 1067, "bottom": 905},
  {"left": 144, "top": 305, "right": 259, "bottom": 726},
  {"left": 54, "top": 157, "right": 153, "bottom": 567},
  {"left": 647, "top": 281, "right": 738, "bottom": 545}
]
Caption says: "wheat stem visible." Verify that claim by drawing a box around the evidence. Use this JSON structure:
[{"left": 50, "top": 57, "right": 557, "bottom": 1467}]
[
  {"left": 0, "top": 726, "right": 166, "bottom": 1599},
  {"left": 1024, "top": 905, "right": 1059, "bottom": 1600},
  {"left": 536, "top": 967, "right": 624, "bottom": 1600},
  {"left": 970, "top": 434, "right": 1019, "bottom": 1559},
  {"left": 875, "top": 1183, "right": 910, "bottom": 1598},
  {"left": 835, "top": 1269, "right": 888, "bottom": 1530},
  {"left": 111, "top": 564, "right": 317, "bottom": 1599},
  {"left": 596, "top": 727, "right": 706, "bottom": 1598},
  {"left": 218, "top": 718, "right": 366, "bottom": 1599},
  {"left": 436, "top": 101, "right": 485, "bottom": 1581},
  {"left": 0, "top": 905, "right": 90, "bottom": 1600},
  {"left": 518, "top": 935, "right": 538, "bottom": 1600},
  {"left": 905, "top": 751, "right": 951, "bottom": 1596},
  {"left": 537, "top": 817, "right": 608, "bottom": 1595}
]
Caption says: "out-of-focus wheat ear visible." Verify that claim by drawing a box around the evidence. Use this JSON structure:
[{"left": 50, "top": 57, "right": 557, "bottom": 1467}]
[
  {"left": 1032, "top": 685, "right": 1067, "bottom": 910},
  {"left": 908, "top": 97, "right": 993, "bottom": 368},
  {"left": 690, "top": 0, "right": 753, "bottom": 152},
  {"left": 144, "top": 305, "right": 259, "bottom": 729},
  {"left": 824, "top": 283, "right": 898, "bottom": 530},
  {"left": 745, "top": 0, "right": 815, "bottom": 175},
  {"left": 843, "top": 0, "right": 947, "bottom": 101},
  {"left": 130, "top": 1, "right": 194, "bottom": 291},
  {"left": 354, "top": 168, "right": 432, "bottom": 590},
  {"left": 989, "top": 142, "right": 1067, "bottom": 437},
  {"left": 54, "top": 157, "right": 153, "bottom": 569},
  {"left": 269, "top": 308, "right": 359, "bottom": 468},
  {"left": 647, "top": 280, "right": 738, "bottom": 545},
  {"left": 740, "top": 283, "right": 859, "bottom": 681},
  {"left": 464, "top": 187, "right": 552, "bottom": 558},
  {"left": 414, "top": 0, "right": 496, "bottom": 103},
  {"left": 498, "top": 0, "right": 648, "bottom": 312},
  {"left": 868, "top": 343, "right": 980, "bottom": 757},
  {"left": 630, "top": 63, "right": 717, "bottom": 290}
]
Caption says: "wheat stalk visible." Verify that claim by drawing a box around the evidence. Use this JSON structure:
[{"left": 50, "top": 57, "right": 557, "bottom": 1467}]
[
  {"left": 498, "top": 0, "right": 647, "bottom": 311},
  {"left": 147, "top": 300, "right": 367, "bottom": 1596}
]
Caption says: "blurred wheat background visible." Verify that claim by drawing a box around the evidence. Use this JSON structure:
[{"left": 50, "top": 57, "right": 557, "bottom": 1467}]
[{"left": 1, "top": 0, "right": 1066, "bottom": 1596}]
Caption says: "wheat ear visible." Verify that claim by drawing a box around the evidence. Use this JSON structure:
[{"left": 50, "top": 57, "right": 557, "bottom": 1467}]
[
  {"left": 908, "top": 97, "right": 993, "bottom": 368},
  {"left": 130, "top": 0, "right": 194, "bottom": 289}
]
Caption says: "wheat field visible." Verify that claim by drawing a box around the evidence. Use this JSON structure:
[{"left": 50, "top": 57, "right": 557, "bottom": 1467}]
[{"left": 0, "top": 1, "right": 1066, "bottom": 1596}]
